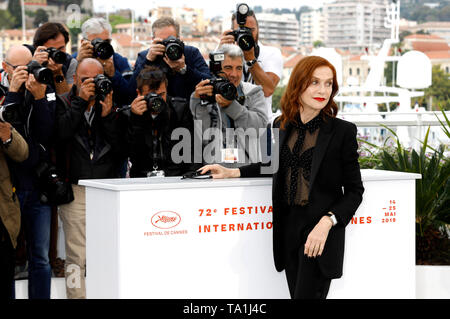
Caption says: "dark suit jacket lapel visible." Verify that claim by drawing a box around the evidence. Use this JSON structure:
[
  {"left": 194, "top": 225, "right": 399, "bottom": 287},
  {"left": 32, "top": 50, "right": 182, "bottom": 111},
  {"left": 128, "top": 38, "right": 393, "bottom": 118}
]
[{"left": 308, "top": 116, "right": 335, "bottom": 197}]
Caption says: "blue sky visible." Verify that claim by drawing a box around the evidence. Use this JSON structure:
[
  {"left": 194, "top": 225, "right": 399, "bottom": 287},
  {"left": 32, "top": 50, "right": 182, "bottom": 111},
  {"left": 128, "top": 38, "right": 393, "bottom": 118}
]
[{"left": 93, "top": 0, "right": 333, "bottom": 18}]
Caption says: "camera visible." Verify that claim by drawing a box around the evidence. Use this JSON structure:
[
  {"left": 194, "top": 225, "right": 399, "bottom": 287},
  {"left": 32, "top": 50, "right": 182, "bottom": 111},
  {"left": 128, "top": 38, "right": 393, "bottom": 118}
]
[
  {"left": 0, "top": 103, "right": 18, "bottom": 123},
  {"left": 201, "top": 51, "right": 237, "bottom": 104},
  {"left": 160, "top": 36, "right": 185, "bottom": 61},
  {"left": 35, "top": 161, "right": 73, "bottom": 205},
  {"left": 45, "top": 47, "right": 67, "bottom": 64},
  {"left": 26, "top": 60, "right": 53, "bottom": 85},
  {"left": 227, "top": 3, "right": 255, "bottom": 51},
  {"left": 144, "top": 93, "right": 167, "bottom": 115},
  {"left": 91, "top": 38, "right": 114, "bottom": 60},
  {"left": 94, "top": 74, "right": 112, "bottom": 101}
]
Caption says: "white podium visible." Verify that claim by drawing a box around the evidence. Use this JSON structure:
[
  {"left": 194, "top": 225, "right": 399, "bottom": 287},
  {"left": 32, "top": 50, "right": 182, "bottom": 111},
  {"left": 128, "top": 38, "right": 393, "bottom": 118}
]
[{"left": 79, "top": 169, "right": 420, "bottom": 299}]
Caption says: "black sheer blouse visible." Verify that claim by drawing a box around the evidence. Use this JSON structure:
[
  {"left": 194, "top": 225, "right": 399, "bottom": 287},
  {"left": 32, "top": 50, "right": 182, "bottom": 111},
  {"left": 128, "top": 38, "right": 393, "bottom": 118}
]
[{"left": 280, "top": 114, "right": 322, "bottom": 206}]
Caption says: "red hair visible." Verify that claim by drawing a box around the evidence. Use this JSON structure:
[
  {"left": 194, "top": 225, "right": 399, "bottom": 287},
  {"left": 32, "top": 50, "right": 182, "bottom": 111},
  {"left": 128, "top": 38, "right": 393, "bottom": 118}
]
[{"left": 279, "top": 56, "right": 339, "bottom": 130}]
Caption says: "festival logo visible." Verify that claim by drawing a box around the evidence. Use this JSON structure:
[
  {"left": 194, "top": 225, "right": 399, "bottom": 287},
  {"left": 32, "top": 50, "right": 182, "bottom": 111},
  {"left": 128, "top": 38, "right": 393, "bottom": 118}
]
[{"left": 151, "top": 211, "right": 181, "bottom": 229}]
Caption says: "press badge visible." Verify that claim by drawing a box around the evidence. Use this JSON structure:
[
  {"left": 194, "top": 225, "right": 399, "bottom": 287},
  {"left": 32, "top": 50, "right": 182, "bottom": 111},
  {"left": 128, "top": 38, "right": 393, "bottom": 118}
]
[{"left": 221, "top": 148, "right": 239, "bottom": 164}]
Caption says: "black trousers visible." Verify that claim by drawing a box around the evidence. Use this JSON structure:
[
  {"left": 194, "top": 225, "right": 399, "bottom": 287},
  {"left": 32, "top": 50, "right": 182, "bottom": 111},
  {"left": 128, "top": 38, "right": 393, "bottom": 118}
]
[
  {"left": 282, "top": 205, "right": 331, "bottom": 299},
  {"left": 0, "top": 220, "right": 16, "bottom": 299}
]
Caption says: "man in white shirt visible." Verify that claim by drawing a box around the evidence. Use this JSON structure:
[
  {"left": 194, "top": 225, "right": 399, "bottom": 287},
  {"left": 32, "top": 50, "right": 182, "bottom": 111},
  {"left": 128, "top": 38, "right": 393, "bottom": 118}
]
[{"left": 219, "top": 8, "right": 283, "bottom": 120}]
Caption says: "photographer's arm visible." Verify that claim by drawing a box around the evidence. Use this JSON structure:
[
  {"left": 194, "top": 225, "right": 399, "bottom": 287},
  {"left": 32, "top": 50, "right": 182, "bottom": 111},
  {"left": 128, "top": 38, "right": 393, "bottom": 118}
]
[
  {"left": 55, "top": 95, "right": 86, "bottom": 142},
  {"left": 247, "top": 63, "right": 279, "bottom": 98},
  {"left": 2, "top": 126, "right": 29, "bottom": 163},
  {"left": 222, "top": 86, "right": 268, "bottom": 129}
]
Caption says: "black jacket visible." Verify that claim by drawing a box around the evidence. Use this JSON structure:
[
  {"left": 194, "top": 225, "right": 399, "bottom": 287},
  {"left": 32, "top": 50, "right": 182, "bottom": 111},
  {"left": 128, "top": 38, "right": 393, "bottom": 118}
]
[
  {"left": 2, "top": 87, "right": 56, "bottom": 191},
  {"left": 240, "top": 115, "right": 364, "bottom": 279},
  {"left": 128, "top": 96, "right": 197, "bottom": 177},
  {"left": 55, "top": 86, "right": 121, "bottom": 184}
]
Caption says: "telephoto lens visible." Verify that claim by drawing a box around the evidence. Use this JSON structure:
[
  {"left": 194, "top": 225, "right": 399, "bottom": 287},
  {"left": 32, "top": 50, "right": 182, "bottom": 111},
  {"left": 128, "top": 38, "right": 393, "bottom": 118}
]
[
  {"left": 26, "top": 60, "right": 53, "bottom": 85},
  {"left": 46, "top": 48, "right": 67, "bottom": 64},
  {"left": 144, "top": 93, "right": 167, "bottom": 114},
  {"left": 91, "top": 38, "right": 114, "bottom": 60}
]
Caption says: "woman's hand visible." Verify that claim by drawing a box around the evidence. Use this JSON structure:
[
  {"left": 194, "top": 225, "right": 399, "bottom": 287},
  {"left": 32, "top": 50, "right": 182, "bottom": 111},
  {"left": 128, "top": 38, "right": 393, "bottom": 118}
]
[
  {"left": 304, "top": 216, "right": 333, "bottom": 258},
  {"left": 198, "top": 164, "right": 240, "bottom": 179}
]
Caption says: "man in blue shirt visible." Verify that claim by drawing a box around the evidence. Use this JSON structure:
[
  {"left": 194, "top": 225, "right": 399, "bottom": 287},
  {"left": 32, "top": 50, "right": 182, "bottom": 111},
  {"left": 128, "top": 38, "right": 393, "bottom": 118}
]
[{"left": 130, "top": 17, "right": 211, "bottom": 101}]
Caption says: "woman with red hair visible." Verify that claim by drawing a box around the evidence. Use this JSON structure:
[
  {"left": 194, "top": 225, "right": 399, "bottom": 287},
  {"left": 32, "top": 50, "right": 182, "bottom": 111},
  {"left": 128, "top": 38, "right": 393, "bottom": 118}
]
[{"left": 199, "top": 56, "right": 364, "bottom": 299}]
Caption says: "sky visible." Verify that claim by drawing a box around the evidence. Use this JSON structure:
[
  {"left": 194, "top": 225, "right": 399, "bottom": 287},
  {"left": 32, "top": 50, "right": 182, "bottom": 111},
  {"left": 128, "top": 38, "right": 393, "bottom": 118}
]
[{"left": 93, "top": 0, "right": 334, "bottom": 19}]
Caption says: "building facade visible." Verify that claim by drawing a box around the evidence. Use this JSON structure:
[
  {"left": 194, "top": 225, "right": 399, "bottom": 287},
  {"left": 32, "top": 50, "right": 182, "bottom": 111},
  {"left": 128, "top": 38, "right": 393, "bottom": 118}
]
[
  {"left": 256, "top": 13, "right": 300, "bottom": 48},
  {"left": 324, "top": 0, "right": 391, "bottom": 53},
  {"left": 299, "top": 9, "right": 325, "bottom": 47}
]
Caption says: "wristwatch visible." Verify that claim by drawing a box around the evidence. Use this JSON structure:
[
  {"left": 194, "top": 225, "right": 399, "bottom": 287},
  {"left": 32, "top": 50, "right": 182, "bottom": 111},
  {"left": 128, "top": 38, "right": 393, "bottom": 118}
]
[
  {"left": 246, "top": 59, "right": 258, "bottom": 69},
  {"left": 2, "top": 135, "right": 12, "bottom": 148},
  {"left": 326, "top": 212, "right": 338, "bottom": 227},
  {"left": 179, "top": 65, "right": 187, "bottom": 75},
  {"left": 54, "top": 74, "right": 65, "bottom": 84}
]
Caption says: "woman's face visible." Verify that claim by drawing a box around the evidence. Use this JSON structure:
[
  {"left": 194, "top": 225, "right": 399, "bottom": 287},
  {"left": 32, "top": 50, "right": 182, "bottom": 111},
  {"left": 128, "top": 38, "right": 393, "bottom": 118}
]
[{"left": 299, "top": 66, "right": 334, "bottom": 114}]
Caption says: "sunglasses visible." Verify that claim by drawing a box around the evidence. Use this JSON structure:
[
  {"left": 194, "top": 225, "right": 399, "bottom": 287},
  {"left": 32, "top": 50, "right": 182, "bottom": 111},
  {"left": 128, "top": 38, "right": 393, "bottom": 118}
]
[{"left": 138, "top": 69, "right": 164, "bottom": 80}]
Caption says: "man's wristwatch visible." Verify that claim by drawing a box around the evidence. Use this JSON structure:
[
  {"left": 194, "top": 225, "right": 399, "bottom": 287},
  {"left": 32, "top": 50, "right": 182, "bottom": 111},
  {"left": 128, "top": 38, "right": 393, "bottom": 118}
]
[
  {"left": 179, "top": 65, "right": 187, "bottom": 75},
  {"left": 2, "top": 135, "right": 12, "bottom": 148},
  {"left": 246, "top": 59, "right": 258, "bottom": 69},
  {"left": 326, "top": 212, "right": 338, "bottom": 227}
]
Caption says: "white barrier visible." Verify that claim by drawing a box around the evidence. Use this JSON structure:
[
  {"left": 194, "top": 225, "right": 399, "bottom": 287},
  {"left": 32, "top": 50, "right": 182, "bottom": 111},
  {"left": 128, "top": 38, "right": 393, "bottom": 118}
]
[{"left": 79, "top": 169, "right": 420, "bottom": 299}]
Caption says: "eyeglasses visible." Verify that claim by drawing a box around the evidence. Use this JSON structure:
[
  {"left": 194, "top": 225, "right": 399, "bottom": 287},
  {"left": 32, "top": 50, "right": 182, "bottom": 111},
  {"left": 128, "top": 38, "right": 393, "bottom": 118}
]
[
  {"left": 4, "top": 61, "right": 23, "bottom": 70},
  {"left": 138, "top": 69, "right": 164, "bottom": 80}
]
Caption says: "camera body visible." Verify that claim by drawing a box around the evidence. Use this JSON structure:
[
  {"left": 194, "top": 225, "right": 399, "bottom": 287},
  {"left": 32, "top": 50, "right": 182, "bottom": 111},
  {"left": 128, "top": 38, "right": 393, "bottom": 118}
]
[
  {"left": 45, "top": 47, "right": 67, "bottom": 64},
  {"left": 144, "top": 93, "right": 167, "bottom": 115},
  {"left": 227, "top": 3, "right": 255, "bottom": 51},
  {"left": 91, "top": 38, "right": 114, "bottom": 60},
  {"left": 26, "top": 60, "right": 53, "bottom": 85},
  {"left": 160, "top": 36, "right": 185, "bottom": 61},
  {"left": 94, "top": 74, "right": 112, "bottom": 102},
  {"left": 35, "top": 161, "right": 73, "bottom": 206},
  {"left": 201, "top": 51, "right": 237, "bottom": 104}
]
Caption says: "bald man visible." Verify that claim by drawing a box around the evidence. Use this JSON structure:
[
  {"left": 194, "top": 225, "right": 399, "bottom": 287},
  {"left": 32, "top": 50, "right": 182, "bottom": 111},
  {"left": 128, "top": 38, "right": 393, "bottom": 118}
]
[
  {"left": 1, "top": 45, "right": 56, "bottom": 299},
  {"left": 55, "top": 58, "right": 120, "bottom": 299}
]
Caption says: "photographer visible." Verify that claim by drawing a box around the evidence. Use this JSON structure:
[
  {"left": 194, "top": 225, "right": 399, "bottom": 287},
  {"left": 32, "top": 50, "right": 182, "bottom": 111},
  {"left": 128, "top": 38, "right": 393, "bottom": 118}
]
[
  {"left": 128, "top": 65, "right": 195, "bottom": 177},
  {"left": 55, "top": 58, "right": 121, "bottom": 299},
  {"left": 32, "top": 22, "right": 78, "bottom": 95},
  {"left": 74, "top": 17, "right": 133, "bottom": 106},
  {"left": 130, "top": 17, "right": 211, "bottom": 100},
  {"left": 190, "top": 44, "right": 268, "bottom": 167},
  {"left": 219, "top": 4, "right": 283, "bottom": 117},
  {"left": 0, "top": 45, "right": 56, "bottom": 299},
  {"left": 0, "top": 122, "right": 28, "bottom": 299}
]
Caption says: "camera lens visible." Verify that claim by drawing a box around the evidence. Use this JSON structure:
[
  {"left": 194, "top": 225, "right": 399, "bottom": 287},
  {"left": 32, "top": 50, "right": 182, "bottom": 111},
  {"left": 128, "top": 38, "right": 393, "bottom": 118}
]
[
  {"left": 145, "top": 93, "right": 166, "bottom": 114},
  {"left": 217, "top": 82, "right": 237, "bottom": 101},
  {"left": 94, "top": 74, "right": 113, "bottom": 95},
  {"left": 165, "top": 43, "right": 183, "bottom": 61},
  {"left": 237, "top": 33, "right": 255, "bottom": 51},
  {"left": 48, "top": 48, "right": 67, "bottom": 64},
  {"left": 26, "top": 61, "right": 53, "bottom": 85},
  {"left": 0, "top": 104, "right": 16, "bottom": 123},
  {"left": 92, "top": 38, "right": 114, "bottom": 60}
]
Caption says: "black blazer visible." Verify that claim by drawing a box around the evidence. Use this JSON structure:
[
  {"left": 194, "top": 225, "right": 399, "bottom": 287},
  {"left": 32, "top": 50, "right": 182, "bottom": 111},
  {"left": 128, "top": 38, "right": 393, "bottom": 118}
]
[{"left": 240, "top": 114, "right": 364, "bottom": 279}]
